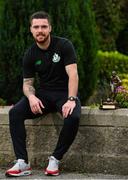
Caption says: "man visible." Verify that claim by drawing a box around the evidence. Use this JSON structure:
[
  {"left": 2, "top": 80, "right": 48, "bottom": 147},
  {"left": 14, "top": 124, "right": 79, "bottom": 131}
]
[{"left": 5, "top": 11, "right": 81, "bottom": 177}]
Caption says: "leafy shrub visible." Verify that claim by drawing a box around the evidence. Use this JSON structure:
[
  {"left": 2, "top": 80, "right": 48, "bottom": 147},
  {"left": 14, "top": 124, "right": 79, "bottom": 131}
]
[
  {"left": 98, "top": 50, "right": 128, "bottom": 80},
  {"left": 119, "top": 74, "right": 128, "bottom": 89},
  {"left": 115, "top": 86, "right": 128, "bottom": 108}
]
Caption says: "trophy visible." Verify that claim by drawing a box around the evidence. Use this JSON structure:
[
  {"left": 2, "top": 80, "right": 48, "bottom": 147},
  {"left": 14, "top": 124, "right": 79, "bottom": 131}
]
[
  {"left": 100, "top": 98, "right": 117, "bottom": 110},
  {"left": 100, "top": 71, "right": 121, "bottom": 110}
]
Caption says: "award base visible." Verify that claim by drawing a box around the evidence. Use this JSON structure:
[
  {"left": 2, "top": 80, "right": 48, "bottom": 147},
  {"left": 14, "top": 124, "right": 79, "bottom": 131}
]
[{"left": 100, "top": 99, "right": 117, "bottom": 110}]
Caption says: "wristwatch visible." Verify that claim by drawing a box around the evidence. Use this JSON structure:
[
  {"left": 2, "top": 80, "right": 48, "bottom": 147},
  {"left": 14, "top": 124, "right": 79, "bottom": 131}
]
[{"left": 68, "top": 96, "right": 78, "bottom": 101}]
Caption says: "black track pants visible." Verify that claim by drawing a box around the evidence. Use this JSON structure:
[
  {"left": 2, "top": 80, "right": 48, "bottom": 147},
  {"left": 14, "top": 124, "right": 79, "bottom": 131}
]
[{"left": 9, "top": 89, "right": 81, "bottom": 162}]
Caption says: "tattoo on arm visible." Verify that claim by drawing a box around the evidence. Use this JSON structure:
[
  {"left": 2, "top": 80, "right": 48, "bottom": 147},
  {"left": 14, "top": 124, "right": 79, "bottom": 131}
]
[
  {"left": 23, "top": 78, "right": 35, "bottom": 97},
  {"left": 28, "top": 86, "right": 35, "bottom": 94}
]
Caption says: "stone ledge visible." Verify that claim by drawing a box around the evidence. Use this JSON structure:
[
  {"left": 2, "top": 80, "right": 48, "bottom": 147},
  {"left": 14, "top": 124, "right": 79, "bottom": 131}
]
[
  {"left": 0, "top": 106, "right": 128, "bottom": 175},
  {"left": 1, "top": 106, "right": 128, "bottom": 126}
]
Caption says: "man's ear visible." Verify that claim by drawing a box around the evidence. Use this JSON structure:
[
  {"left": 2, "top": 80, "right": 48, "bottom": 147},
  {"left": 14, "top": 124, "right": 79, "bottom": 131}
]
[
  {"left": 49, "top": 25, "right": 52, "bottom": 33},
  {"left": 30, "top": 26, "right": 32, "bottom": 34}
]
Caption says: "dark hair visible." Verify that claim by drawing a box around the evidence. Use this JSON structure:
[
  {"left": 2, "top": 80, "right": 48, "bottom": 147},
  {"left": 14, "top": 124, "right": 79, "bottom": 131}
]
[{"left": 30, "top": 11, "right": 51, "bottom": 25}]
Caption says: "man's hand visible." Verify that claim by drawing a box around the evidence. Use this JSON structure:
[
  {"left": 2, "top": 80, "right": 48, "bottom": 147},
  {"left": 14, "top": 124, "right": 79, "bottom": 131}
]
[
  {"left": 28, "top": 94, "right": 44, "bottom": 114},
  {"left": 62, "top": 100, "right": 76, "bottom": 118}
]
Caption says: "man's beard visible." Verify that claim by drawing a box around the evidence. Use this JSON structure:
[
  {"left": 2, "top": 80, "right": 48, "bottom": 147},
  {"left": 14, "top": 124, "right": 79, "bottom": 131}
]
[{"left": 35, "top": 33, "right": 50, "bottom": 44}]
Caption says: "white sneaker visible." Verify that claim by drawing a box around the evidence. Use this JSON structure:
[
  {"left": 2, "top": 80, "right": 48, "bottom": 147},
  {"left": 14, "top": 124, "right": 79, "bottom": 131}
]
[
  {"left": 45, "top": 156, "right": 60, "bottom": 176},
  {"left": 5, "top": 159, "right": 32, "bottom": 177}
]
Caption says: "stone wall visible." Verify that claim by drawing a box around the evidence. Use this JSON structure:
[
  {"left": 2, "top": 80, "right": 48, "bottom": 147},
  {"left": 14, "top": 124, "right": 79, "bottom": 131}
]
[{"left": 0, "top": 106, "right": 128, "bottom": 175}]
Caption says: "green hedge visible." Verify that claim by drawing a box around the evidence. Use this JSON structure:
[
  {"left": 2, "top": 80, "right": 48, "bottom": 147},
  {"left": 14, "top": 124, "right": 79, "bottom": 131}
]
[
  {"left": 98, "top": 50, "right": 128, "bottom": 79},
  {"left": 0, "top": 0, "right": 98, "bottom": 105},
  {"left": 87, "top": 51, "right": 128, "bottom": 106}
]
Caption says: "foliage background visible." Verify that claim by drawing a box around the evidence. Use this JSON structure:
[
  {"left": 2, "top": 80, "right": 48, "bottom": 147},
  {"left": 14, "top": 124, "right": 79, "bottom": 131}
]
[
  {"left": 0, "top": 0, "right": 128, "bottom": 105},
  {"left": 0, "top": 0, "right": 98, "bottom": 105}
]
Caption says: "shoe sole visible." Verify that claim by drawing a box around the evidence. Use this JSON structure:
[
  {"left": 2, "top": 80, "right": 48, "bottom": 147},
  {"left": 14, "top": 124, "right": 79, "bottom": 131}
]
[
  {"left": 44, "top": 170, "right": 59, "bottom": 176},
  {"left": 5, "top": 170, "right": 32, "bottom": 177}
]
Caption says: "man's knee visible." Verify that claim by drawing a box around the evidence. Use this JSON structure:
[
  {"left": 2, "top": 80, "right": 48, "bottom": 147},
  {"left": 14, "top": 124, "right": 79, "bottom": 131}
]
[
  {"left": 9, "top": 105, "right": 22, "bottom": 121},
  {"left": 9, "top": 106, "right": 16, "bottom": 117},
  {"left": 71, "top": 103, "right": 81, "bottom": 121},
  {"left": 64, "top": 112, "right": 80, "bottom": 128},
  {"left": 70, "top": 111, "right": 80, "bottom": 121}
]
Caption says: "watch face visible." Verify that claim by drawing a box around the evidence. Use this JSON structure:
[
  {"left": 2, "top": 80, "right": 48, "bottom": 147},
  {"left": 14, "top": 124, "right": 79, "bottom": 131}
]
[{"left": 68, "top": 96, "right": 76, "bottom": 101}]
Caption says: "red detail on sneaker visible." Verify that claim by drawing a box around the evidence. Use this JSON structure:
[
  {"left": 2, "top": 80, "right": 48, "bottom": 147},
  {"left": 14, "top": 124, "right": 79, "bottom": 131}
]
[
  {"left": 45, "top": 169, "right": 59, "bottom": 176},
  {"left": 6, "top": 167, "right": 32, "bottom": 177},
  {"left": 7, "top": 170, "right": 22, "bottom": 174},
  {"left": 7, "top": 167, "right": 32, "bottom": 175}
]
